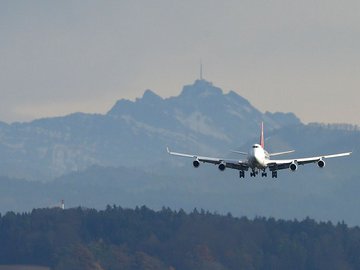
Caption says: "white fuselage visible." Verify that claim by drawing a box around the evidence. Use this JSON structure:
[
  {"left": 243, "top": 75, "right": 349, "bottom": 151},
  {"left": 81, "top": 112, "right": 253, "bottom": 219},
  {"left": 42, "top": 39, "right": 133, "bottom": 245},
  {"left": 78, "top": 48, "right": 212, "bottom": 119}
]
[{"left": 247, "top": 144, "right": 269, "bottom": 169}]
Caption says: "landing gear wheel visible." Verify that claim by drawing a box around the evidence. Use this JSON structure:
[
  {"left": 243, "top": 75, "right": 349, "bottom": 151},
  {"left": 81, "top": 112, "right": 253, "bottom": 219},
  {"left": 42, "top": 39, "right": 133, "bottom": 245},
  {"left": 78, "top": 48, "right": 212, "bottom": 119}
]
[
  {"left": 271, "top": 171, "right": 278, "bottom": 178},
  {"left": 239, "top": 171, "right": 245, "bottom": 178}
]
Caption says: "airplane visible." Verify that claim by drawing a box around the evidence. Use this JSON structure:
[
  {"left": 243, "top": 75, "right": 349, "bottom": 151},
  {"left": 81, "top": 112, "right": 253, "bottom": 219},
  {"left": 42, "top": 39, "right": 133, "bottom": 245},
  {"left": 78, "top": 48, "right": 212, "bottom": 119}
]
[{"left": 167, "top": 122, "right": 351, "bottom": 178}]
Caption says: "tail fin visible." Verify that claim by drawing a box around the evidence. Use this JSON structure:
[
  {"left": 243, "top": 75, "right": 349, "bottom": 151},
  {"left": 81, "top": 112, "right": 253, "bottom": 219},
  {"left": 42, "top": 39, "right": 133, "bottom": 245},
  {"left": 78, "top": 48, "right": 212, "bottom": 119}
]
[{"left": 260, "top": 122, "right": 264, "bottom": 148}]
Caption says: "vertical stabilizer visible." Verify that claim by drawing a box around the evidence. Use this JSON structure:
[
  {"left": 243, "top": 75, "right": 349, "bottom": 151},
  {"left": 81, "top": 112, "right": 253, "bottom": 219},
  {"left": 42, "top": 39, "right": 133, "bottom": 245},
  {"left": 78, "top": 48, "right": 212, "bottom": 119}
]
[{"left": 260, "top": 122, "right": 265, "bottom": 148}]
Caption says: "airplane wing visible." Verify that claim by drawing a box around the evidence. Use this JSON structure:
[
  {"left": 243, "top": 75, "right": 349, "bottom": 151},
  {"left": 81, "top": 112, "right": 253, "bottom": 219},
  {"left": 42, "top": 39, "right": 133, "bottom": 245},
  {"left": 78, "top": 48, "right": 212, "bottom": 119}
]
[
  {"left": 266, "top": 152, "right": 352, "bottom": 171},
  {"left": 167, "top": 147, "right": 249, "bottom": 171}
]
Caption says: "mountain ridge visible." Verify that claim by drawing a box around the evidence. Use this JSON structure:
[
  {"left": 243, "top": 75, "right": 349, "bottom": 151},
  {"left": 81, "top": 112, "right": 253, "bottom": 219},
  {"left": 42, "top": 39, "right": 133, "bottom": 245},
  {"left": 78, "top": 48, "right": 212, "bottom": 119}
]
[{"left": 0, "top": 79, "right": 302, "bottom": 180}]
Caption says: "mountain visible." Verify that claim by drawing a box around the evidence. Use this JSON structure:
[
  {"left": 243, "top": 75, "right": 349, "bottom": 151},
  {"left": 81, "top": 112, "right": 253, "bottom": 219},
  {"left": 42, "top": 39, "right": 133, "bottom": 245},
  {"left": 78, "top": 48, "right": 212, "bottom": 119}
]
[
  {"left": 0, "top": 79, "right": 300, "bottom": 180},
  {"left": 0, "top": 79, "right": 359, "bottom": 225}
]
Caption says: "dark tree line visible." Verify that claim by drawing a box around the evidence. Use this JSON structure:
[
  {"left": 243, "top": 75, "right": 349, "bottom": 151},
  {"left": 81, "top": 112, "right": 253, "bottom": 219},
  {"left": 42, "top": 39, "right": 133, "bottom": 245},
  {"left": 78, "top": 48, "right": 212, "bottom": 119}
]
[{"left": 0, "top": 206, "right": 360, "bottom": 270}]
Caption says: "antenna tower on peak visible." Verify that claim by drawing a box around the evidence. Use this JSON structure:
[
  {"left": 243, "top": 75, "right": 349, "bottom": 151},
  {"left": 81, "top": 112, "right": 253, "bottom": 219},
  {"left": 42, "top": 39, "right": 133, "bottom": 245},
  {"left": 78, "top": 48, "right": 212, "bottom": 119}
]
[{"left": 200, "top": 59, "right": 203, "bottom": 80}]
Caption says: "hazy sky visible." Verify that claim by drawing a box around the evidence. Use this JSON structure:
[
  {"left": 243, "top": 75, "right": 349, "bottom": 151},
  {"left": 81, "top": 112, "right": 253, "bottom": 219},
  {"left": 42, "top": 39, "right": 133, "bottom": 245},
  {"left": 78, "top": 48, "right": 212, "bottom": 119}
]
[{"left": 1, "top": 1, "right": 359, "bottom": 124}]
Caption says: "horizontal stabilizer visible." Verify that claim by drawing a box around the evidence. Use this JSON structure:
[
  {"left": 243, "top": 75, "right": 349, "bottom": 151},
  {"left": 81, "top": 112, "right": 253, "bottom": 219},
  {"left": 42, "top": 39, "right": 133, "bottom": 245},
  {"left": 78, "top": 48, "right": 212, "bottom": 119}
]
[
  {"left": 230, "top": 150, "right": 248, "bottom": 155},
  {"left": 269, "top": 150, "right": 295, "bottom": 157}
]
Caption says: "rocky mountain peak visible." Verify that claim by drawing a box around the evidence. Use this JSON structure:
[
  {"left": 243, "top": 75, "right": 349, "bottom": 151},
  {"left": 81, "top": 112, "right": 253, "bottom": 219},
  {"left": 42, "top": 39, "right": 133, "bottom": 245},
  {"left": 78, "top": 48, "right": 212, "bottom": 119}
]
[
  {"left": 139, "top": 89, "right": 163, "bottom": 103},
  {"left": 180, "top": 79, "right": 223, "bottom": 98}
]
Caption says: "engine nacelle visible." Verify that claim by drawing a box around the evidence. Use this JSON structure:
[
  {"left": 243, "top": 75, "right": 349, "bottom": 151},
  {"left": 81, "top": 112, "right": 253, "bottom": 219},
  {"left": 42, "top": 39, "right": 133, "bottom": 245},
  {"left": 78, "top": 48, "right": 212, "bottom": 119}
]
[
  {"left": 289, "top": 162, "right": 298, "bottom": 171},
  {"left": 193, "top": 160, "right": 200, "bottom": 168},
  {"left": 218, "top": 162, "right": 226, "bottom": 171},
  {"left": 317, "top": 159, "right": 325, "bottom": 168}
]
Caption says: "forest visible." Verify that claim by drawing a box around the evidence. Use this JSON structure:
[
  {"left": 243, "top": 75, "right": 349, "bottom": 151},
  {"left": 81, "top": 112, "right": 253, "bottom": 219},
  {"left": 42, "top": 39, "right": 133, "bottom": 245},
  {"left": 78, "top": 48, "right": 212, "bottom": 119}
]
[{"left": 0, "top": 206, "right": 360, "bottom": 270}]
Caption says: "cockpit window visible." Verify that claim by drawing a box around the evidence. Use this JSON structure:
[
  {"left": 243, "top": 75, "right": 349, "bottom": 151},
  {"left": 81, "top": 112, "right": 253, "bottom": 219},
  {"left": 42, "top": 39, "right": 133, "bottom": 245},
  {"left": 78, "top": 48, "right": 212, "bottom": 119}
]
[{"left": 252, "top": 145, "right": 258, "bottom": 148}]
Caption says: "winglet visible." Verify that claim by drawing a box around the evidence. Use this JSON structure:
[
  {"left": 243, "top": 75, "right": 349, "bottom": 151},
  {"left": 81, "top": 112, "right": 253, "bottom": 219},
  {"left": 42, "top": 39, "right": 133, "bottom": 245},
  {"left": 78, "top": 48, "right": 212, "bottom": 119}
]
[
  {"left": 260, "top": 122, "right": 265, "bottom": 148},
  {"left": 166, "top": 147, "right": 171, "bottom": 154}
]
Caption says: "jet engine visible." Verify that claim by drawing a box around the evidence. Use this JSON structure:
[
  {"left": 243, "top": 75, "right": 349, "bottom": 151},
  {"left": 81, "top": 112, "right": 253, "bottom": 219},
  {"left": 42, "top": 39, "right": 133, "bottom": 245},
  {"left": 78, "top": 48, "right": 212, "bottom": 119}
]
[
  {"left": 317, "top": 159, "right": 325, "bottom": 168},
  {"left": 218, "top": 162, "right": 226, "bottom": 171},
  {"left": 193, "top": 160, "right": 200, "bottom": 168},
  {"left": 289, "top": 162, "right": 298, "bottom": 171}
]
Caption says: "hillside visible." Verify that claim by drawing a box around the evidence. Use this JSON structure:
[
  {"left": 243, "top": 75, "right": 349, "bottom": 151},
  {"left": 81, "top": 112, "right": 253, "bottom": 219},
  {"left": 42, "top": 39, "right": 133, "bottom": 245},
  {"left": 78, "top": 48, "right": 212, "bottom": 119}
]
[
  {"left": 1, "top": 206, "right": 360, "bottom": 270},
  {"left": 1, "top": 159, "right": 360, "bottom": 226}
]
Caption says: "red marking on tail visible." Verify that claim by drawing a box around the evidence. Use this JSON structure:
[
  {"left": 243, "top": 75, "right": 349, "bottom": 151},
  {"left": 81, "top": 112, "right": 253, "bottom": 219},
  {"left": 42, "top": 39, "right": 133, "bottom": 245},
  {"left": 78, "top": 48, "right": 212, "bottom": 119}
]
[{"left": 260, "top": 122, "right": 264, "bottom": 148}]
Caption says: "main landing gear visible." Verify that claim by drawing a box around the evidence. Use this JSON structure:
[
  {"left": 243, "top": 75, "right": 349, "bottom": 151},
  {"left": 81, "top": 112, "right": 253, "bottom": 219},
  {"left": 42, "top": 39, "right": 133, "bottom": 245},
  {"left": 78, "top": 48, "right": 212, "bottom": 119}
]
[
  {"left": 238, "top": 170, "right": 278, "bottom": 179},
  {"left": 250, "top": 170, "right": 258, "bottom": 177}
]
